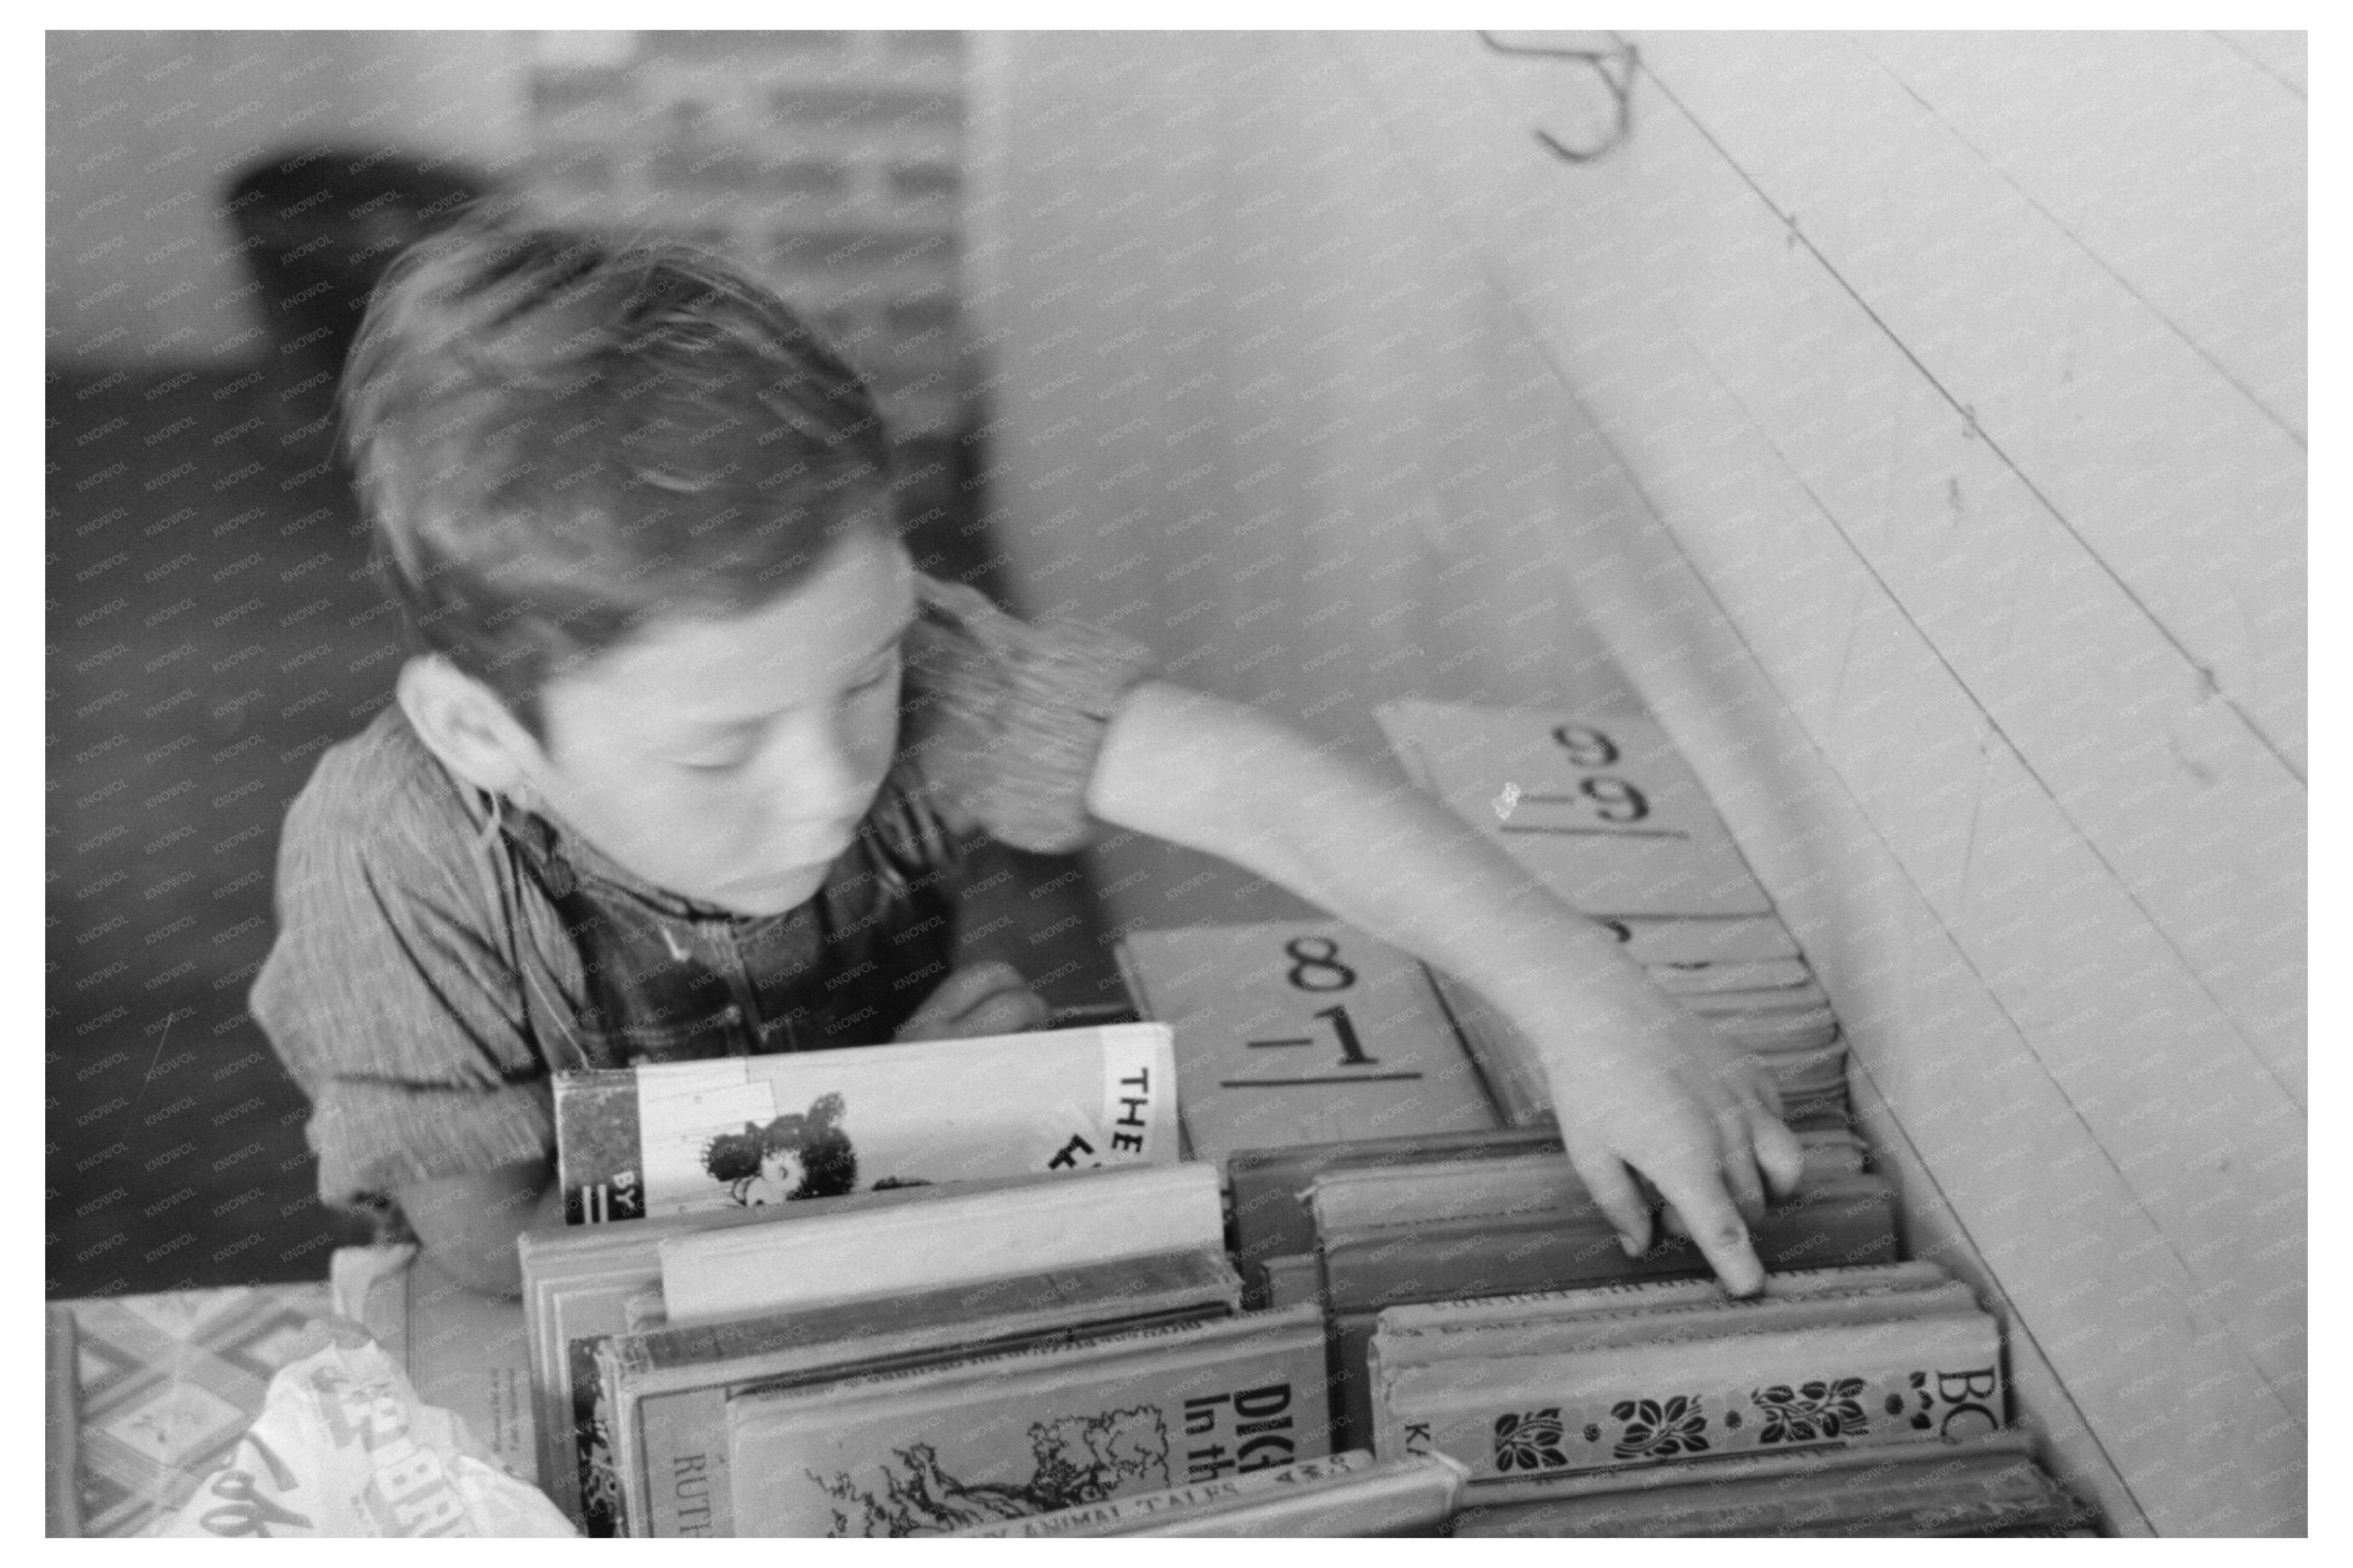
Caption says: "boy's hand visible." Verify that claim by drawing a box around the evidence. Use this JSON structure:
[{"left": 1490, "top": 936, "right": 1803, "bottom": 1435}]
[
  {"left": 1540, "top": 1011, "right": 1806, "bottom": 1296},
  {"left": 896, "top": 960, "right": 1051, "bottom": 1042}
]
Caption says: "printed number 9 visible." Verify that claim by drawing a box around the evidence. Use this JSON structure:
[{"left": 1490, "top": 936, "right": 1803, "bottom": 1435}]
[
  {"left": 1552, "top": 724, "right": 1620, "bottom": 768},
  {"left": 1579, "top": 776, "right": 1650, "bottom": 822},
  {"left": 1285, "top": 935, "right": 1357, "bottom": 992}
]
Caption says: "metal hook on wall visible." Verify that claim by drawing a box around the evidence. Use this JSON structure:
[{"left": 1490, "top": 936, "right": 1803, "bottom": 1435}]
[{"left": 1477, "top": 31, "right": 1640, "bottom": 164}]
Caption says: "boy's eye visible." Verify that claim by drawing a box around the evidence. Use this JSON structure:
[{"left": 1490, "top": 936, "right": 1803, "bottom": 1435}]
[{"left": 671, "top": 653, "right": 897, "bottom": 770}]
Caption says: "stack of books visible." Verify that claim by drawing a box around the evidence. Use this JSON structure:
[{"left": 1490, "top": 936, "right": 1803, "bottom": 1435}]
[
  {"left": 1374, "top": 700, "right": 1851, "bottom": 1131},
  {"left": 1364, "top": 1263, "right": 2095, "bottom": 1537},
  {"left": 526, "top": 1136, "right": 1339, "bottom": 1536}
]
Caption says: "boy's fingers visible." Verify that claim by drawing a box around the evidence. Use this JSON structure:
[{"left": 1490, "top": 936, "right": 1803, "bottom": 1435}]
[
  {"left": 1754, "top": 1112, "right": 1808, "bottom": 1200},
  {"left": 957, "top": 987, "right": 1051, "bottom": 1039},
  {"left": 934, "top": 960, "right": 1029, "bottom": 1012},
  {"left": 1712, "top": 1101, "right": 1768, "bottom": 1225},
  {"left": 1648, "top": 1161, "right": 1765, "bottom": 1297},
  {"left": 1568, "top": 1149, "right": 1653, "bottom": 1260},
  {"left": 898, "top": 962, "right": 1032, "bottom": 1035}
]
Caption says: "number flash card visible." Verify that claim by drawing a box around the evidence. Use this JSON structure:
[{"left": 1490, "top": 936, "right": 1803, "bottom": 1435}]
[
  {"left": 1116, "top": 923, "right": 1500, "bottom": 1168},
  {"left": 1376, "top": 702, "right": 1775, "bottom": 919}
]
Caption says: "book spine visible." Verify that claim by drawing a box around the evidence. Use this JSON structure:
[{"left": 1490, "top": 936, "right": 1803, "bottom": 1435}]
[
  {"left": 1138, "top": 1452, "right": 1467, "bottom": 1538},
  {"left": 570, "top": 1331, "right": 625, "bottom": 1536},
  {"left": 1374, "top": 1282, "right": 1979, "bottom": 1377},
  {"left": 726, "top": 1315, "right": 1330, "bottom": 1537},
  {"left": 554, "top": 1070, "right": 646, "bottom": 1225},
  {"left": 1323, "top": 1182, "right": 1896, "bottom": 1312},
  {"left": 1677, "top": 982, "right": 1830, "bottom": 1015},
  {"left": 1329, "top": 1311, "right": 1382, "bottom": 1456},
  {"left": 1459, "top": 1428, "right": 2039, "bottom": 1505},
  {"left": 1309, "top": 1139, "right": 1862, "bottom": 1236},
  {"left": 634, "top": 1380, "right": 730, "bottom": 1536},
  {"left": 951, "top": 1451, "right": 1472, "bottom": 1538},
  {"left": 659, "top": 1162, "right": 1225, "bottom": 1324},
  {"left": 1386, "top": 1314, "right": 2003, "bottom": 1481},
  {"left": 46, "top": 1306, "right": 79, "bottom": 1539},
  {"left": 1228, "top": 1126, "right": 1567, "bottom": 1268},
  {"left": 1370, "top": 1284, "right": 1982, "bottom": 1453},
  {"left": 602, "top": 1344, "right": 644, "bottom": 1537},
  {"left": 946, "top": 1451, "right": 1384, "bottom": 1536},
  {"left": 1451, "top": 1475, "right": 2075, "bottom": 1537},
  {"left": 538, "top": 1267, "right": 664, "bottom": 1533},
  {"left": 1258, "top": 1253, "right": 1325, "bottom": 1312},
  {"left": 1377, "top": 1260, "right": 1948, "bottom": 1335},
  {"left": 612, "top": 1251, "right": 1234, "bottom": 1379}
]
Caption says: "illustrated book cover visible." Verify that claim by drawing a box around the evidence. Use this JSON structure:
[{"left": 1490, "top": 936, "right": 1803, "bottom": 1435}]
[
  {"left": 555, "top": 1022, "right": 1176, "bottom": 1224},
  {"left": 603, "top": 1248, "right": 1243, "bottom": 1536},
  {"left": 723, "top": 1303, "right": 1332, "bottom": 1537}
]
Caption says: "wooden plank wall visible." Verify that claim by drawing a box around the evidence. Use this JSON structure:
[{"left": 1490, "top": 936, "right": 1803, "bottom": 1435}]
[{"left": 963, "top": 31, "right": 2305, "bottom": 1534}]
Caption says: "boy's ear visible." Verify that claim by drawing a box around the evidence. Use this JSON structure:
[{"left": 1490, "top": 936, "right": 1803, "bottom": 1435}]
[{"left": 396, "top": 655, "right": 542, "bottom": 797}]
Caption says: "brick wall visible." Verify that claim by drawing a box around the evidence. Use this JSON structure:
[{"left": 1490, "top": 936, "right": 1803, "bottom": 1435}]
[{"left": 514, "top": 29, "right": 970, "bottom": 443}]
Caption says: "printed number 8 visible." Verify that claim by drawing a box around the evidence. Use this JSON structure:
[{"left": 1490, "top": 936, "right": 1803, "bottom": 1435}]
[{"left": 1285, "top": 935, "right": 1357, "bottom": 992}]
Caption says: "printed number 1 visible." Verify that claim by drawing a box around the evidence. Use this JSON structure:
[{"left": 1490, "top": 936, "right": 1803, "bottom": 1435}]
[{"left": 1312, "top": 1004, "right": 1377, "bottom": 1067}]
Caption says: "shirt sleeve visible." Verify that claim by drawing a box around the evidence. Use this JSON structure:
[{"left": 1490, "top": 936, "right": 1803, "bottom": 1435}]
[
  {"left": 895, "top": 574, "right": 1160, "bottom": 855},
  {"left": 249, "top": 722, "right": 556, "bottom": 1213}
]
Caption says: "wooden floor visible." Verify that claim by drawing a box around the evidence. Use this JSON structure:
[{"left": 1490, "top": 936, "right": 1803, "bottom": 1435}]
[{"left": 45, "top": 364, "right": 1123, "bottom": 1298}]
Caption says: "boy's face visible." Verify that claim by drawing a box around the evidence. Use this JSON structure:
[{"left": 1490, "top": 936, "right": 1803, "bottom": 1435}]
[{"left": 521, "top": 524, "right": 916, "bottom": 916}]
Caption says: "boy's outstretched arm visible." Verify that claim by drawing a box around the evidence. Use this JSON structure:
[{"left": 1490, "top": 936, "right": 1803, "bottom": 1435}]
[{"left": 1086, "top": 681, "right": 1807, "bottom": 1296}]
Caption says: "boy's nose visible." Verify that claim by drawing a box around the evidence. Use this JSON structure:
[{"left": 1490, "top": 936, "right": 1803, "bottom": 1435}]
[{"left": 775, "top": 709, "right": 878, "bottom": 826}]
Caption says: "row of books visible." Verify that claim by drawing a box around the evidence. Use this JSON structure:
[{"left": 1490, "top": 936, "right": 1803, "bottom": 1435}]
[
  {"left": 526, "top": 1017, "right": 2095, "bottom": 1534},
  {"left": 520, "top": 1164, "right": 1363, "bottom": 1536},
  {"left": 513, "top": 1142, "right": 2089, "bottom": 1536}
]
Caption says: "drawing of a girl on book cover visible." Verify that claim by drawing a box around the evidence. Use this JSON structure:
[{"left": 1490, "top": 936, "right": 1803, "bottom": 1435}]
[{"left": 698, "top": 1092, "right": 858, "bottom": 1205}]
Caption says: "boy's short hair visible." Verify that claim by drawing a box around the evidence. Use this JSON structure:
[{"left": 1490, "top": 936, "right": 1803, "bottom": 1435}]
[{"left": 339, "top": 208, "right": 894, "bottom": 737}]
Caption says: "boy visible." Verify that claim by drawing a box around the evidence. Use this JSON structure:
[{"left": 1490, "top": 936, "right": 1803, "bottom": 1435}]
[{"left": 253, "top": 217, "right": 1800, "bottom": 1299}]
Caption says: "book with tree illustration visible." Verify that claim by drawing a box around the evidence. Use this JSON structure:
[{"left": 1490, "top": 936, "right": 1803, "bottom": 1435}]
[{"left": 724, "top": 1304, "right": 1331, "bottom": 1537}]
